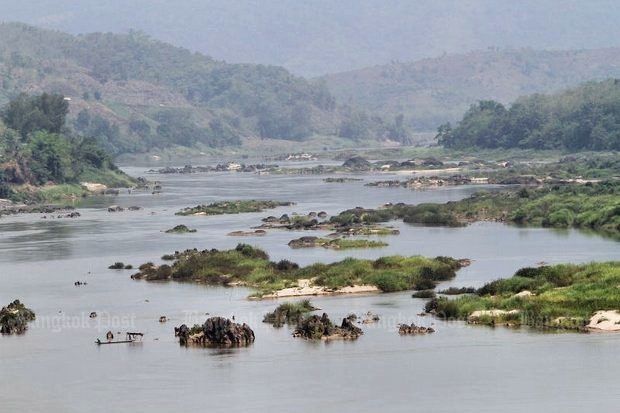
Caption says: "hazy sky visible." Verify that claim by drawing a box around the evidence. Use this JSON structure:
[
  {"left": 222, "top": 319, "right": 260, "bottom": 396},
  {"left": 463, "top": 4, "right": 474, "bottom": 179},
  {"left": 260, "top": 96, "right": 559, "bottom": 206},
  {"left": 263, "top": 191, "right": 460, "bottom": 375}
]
[{"left": 1, "top": 0, "right": 619, "bottom": 76}]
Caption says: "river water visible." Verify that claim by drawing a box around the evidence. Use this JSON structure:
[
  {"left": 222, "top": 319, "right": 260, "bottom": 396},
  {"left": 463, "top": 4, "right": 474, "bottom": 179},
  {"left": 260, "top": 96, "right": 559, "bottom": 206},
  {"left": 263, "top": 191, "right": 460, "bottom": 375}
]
[{"left": 1, "top": 166, "right": 619, "bottom": 412}]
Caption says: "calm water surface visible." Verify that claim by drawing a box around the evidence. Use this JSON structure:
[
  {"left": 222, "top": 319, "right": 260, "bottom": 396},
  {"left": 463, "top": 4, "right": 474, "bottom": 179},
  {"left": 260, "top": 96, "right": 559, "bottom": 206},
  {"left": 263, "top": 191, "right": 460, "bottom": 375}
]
[{"left": 1, "top": 167, "right": 619, "bottom": 412}]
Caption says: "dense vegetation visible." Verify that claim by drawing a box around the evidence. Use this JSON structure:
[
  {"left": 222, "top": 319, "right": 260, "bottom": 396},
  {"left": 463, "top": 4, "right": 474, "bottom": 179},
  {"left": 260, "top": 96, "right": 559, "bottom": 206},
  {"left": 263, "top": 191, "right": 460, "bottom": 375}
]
[
  {"left": 176, "top": 200, "right": 293, "bottom": 216},
  {"left": 437, "top": 80, "right": 620, "bottom": 150},
  {"left": 131, "top": 244, "right": 465, "bottom": 297},
  {"left": 0, "top": 93, "right": 132, "bottom": 201},
  {"left": 0, "top": 23, "right": 409, "bottom": 155},
  {"left": 330, "top": 181, "right": 620, "bottom": 236},
  {"left": 429, "top": 262, "right": 620, "bottom": 330}
]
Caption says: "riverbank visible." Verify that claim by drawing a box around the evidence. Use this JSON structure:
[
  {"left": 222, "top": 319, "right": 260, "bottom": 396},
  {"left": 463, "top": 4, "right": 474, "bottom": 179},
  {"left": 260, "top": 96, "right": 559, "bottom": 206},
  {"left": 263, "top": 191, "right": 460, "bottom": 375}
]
[{"left": 258, "top": 279, "right": 380, "bottom": 299}]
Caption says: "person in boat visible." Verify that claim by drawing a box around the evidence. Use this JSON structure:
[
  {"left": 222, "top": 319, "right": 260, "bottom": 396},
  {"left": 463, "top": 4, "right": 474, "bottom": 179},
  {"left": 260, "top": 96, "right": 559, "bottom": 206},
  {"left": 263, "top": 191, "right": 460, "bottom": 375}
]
[{"left": 106, "top": 331, "right": 114, "bottom": 341}]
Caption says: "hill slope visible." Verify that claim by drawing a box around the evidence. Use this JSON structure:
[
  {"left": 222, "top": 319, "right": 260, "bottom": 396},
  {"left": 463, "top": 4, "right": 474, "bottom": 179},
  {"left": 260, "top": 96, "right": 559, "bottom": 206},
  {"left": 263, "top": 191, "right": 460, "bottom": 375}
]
[
  {"left": 0, "top": 23, "right": 402, "bottom": 155},
  {"left": 324, "top": 48, "right": 620, "bottom": 130}
]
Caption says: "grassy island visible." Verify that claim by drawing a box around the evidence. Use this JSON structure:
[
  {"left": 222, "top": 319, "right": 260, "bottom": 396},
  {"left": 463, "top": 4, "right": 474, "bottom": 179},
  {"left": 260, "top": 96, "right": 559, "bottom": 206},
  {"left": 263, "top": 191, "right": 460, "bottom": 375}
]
[
  {"left": 288, "top": 236, "right": 388, "bottom": 249},
  {"left": 130, "top": 244, "right": 467, "bottom": 297},
  {"left": 428, "top": 261, "right": 620, "bottom": 330},
  {"left": 176, "top": 200, "right": 294, "bottom": 216},
  {"left": 329, "top": 181, "right": 620, "bottom": 236}
]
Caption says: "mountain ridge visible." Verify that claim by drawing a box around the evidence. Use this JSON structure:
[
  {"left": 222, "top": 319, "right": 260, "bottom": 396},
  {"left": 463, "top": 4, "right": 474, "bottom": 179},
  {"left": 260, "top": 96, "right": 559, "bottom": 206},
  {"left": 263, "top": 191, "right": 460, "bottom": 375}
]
[{"left": 323, "top": 47, "right": 620, "bottom": 130}]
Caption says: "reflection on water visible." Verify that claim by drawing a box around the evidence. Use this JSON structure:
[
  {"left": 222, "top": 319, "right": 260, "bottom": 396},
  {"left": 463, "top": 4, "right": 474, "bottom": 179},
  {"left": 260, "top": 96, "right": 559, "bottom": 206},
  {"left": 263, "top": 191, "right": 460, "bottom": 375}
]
[{"left": 0, "top": 167, "right": 619, "bottom": 413}]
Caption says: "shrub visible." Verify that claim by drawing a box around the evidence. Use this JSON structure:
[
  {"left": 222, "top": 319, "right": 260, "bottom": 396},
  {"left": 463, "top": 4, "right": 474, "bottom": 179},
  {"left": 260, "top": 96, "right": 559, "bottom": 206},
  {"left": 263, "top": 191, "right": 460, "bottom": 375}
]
[{"left": 412, "top": 290, "right": 436, "bottom": 299}]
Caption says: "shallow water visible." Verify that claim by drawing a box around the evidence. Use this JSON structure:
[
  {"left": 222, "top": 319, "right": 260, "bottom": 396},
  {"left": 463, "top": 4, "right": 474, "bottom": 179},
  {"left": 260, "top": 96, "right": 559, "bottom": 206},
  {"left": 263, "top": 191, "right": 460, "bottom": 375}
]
[{"left": 1, "top": 167, "right": 619, "bottom": 412}]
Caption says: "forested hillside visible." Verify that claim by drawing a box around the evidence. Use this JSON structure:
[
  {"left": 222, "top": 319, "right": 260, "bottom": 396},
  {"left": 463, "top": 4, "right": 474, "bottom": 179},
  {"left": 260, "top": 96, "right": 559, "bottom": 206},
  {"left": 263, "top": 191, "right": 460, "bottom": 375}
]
[
  {"left": 436, "top": 80, "right": 620, "bottom": 150},
  {"left": 0, "top": 23, "right": 406, "bottom": 155},
  {"left": 0, "top": 93, "right": 132, "bottom": 200},
  {"left": 324, "top": 48, "right": 620, "bottom": 130}
]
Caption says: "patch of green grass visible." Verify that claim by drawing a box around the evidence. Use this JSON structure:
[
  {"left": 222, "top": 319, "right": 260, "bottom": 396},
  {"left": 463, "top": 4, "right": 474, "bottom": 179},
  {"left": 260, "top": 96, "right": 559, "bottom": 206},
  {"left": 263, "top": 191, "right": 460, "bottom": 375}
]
[
  {"left": 429, "top": 261, "right": 620, "bottom": 330},
  {"left": 77, "top": 166, "right": 135, "bottom": 188},
  {"left": 263, "top": 300, "right": 317, "bottom": 326}
]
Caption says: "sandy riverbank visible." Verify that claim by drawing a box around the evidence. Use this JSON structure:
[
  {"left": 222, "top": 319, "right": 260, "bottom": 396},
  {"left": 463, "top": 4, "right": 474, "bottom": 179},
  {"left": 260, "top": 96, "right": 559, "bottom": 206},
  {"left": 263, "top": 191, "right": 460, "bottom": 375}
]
[
  {"left": 259, "top": 279, "right": 380, "bottom": 299},
  {"left": 587, "top": 310, "right": 620, "bottom": 332}
]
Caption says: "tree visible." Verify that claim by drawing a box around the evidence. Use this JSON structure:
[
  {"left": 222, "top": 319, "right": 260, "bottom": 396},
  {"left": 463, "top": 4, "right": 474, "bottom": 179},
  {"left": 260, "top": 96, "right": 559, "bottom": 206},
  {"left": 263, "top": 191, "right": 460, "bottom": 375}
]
[
  {"left": 26, "top": 131, "right": 73, "bottom": 184},
  {"left": 2, "top": 93, "right": 69, "bottom": 138}
]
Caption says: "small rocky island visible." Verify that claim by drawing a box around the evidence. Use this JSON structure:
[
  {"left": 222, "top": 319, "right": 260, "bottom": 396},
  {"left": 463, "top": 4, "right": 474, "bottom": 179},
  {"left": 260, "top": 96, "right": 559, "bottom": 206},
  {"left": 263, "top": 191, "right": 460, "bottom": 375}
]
[
  {"left": 287, "top": 236, "right": 388, "bottom": 249},
  {"left": 293, "top": 313, "right": 363, "bottom": 340},
  {"left": 174, "top": 317, "right": 255, "bottom": 347},
  {"left": 0, "top": 300, "right": 36, "bottom": 334},
  {"left": 398, "top": 323, "right": 435, "bottom": 335},
  {"left": 165, "top": 224, "right": 197, "bottom": 233},
  {"left": 176, "top": 200, "right": 294, "bottom": 216}
]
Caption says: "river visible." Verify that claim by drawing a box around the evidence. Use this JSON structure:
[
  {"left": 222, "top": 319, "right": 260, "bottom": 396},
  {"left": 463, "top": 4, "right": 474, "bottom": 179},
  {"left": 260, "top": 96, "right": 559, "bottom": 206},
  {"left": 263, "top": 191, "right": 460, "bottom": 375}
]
[{"left": 1, "top": 166, "right": 619, "bottom": 412}]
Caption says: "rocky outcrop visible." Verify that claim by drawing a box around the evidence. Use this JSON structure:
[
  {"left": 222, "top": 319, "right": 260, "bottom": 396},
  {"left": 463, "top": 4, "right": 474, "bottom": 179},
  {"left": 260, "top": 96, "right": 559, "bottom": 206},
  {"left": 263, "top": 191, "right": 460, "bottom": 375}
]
[
  {"left": 293, "top": 313, "right": 363, "bottom": 340},
  {"left": 287, "top": 236, "right": 319, "bottom": 248},
  {"left": 165, "top": 224, "right": 197, "bottom": 233},
  {"left": 174, "top": 317, "right": 255, "bottom": 347},
  {"left": 342, "top": 156, "right": 371, "bottom": 170},
  {"left": 398, "top": 323, "right": 435, "bottom": 335},
  {"left": 81, "top": 182, "right": 108, "bottom": 193},
  {"left": 0, "top": 300, "right": 35, "bottom": 334},
  {"left": 227, "top": 230, "right": 266, "bottom": 236}
]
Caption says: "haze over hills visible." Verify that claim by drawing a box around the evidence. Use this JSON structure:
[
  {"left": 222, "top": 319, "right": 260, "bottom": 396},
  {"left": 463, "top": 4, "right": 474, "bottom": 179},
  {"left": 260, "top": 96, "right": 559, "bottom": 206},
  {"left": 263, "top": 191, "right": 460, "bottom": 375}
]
[
  {"left": 2, "top": 0, "right": 620, "bottom": 76},
  {"left": 324, "top": 48, "right": 620, "bottom": 130},
  {"left": 0, "top": 23, "right": 409, "bottom": 155}
]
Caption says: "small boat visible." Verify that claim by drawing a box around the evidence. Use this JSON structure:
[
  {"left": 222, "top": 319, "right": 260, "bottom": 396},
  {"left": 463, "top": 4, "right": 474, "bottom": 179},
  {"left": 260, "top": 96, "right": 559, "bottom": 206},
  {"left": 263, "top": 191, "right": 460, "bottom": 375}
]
[
  {"left": 95, "top": 339, "right": 135, "bottom": 345},
  {"left": 95, "top": 332, "right": 144, "bottom": 345}
]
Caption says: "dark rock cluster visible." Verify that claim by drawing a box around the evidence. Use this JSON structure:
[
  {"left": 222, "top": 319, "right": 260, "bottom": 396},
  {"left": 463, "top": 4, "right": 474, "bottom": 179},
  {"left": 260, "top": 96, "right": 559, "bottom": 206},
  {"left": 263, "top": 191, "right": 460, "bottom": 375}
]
[
  {"left": 293, "top": 313, "right": 363, "bottom": 340},
  {"left": 0, "top": 300, "right": 36, "bottom": 335},
  {"left": 398, "top": 323, "right": 435, "bottom": 335},
  {"left": 175, "top": 317, "right": 255, "bottom": 347}
]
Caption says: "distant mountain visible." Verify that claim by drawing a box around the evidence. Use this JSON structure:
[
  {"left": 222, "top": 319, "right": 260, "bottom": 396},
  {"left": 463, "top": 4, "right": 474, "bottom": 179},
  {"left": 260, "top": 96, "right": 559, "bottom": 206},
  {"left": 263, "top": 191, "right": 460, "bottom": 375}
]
[
  {"left": 0, "top": 23, "right": 406, "bottom": 155},
  {"left": 3, "top": 1, "right": 620, "bottom": 76},
  {"left": 324, "top": 48, "right": 620, "bottom": 130}
]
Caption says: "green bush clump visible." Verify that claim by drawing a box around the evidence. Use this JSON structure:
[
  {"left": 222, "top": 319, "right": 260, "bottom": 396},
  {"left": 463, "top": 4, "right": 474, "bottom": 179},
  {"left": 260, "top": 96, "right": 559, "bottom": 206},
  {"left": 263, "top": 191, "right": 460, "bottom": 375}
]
[
  {"left": 263, "top": 300, "right": 317, "bottom": 326},
  {"left": 412, "top": 290, "right": 436, "bottom": 299}
]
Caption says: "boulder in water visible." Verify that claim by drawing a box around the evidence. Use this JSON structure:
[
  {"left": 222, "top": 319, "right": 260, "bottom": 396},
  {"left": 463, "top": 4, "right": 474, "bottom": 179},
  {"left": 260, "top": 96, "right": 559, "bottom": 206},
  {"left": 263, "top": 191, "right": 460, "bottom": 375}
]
[
  {"left": 0, "top": 300, "right": 36, "bottom": 335},
  {"left": 293, "top": 313, "right": 363, "bottom": 340},
  {"left": 174, "top": 317, "right": 255, "bottom": 347}
]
